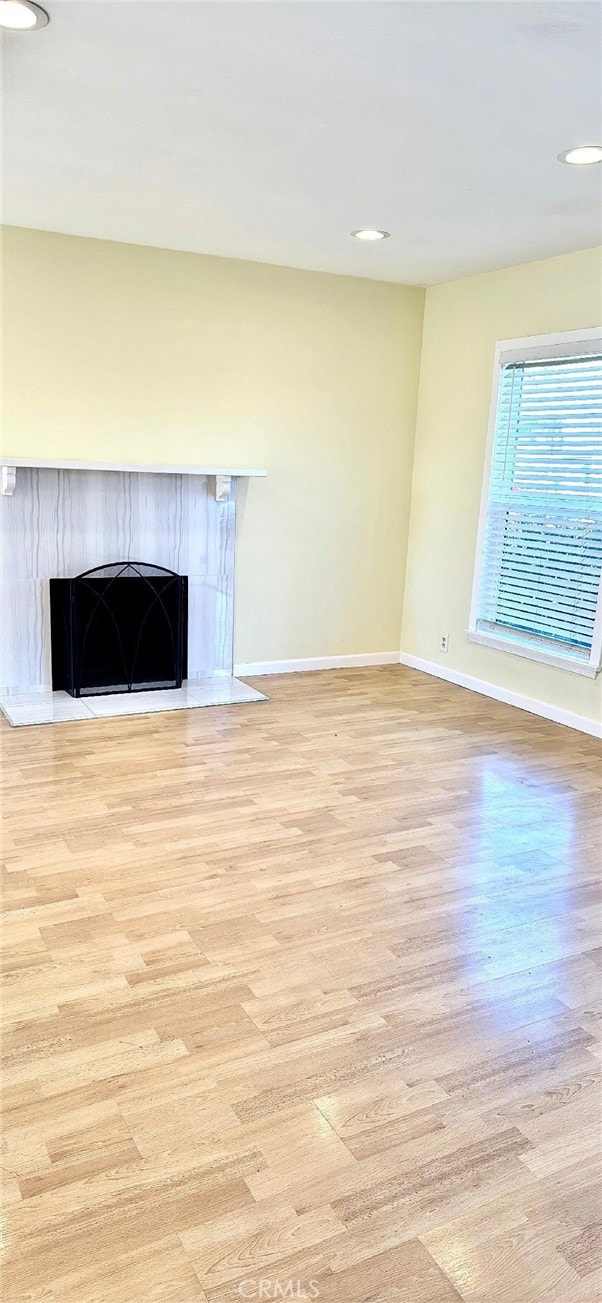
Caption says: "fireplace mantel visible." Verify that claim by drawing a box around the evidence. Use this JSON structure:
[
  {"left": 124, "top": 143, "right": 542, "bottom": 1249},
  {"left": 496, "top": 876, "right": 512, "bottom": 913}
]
[
  {"left": 0, "top": 457, "right": 267, "bottom": 501},
  {"left": 1, "top": 458, "right": 257, "bottom": 697}
]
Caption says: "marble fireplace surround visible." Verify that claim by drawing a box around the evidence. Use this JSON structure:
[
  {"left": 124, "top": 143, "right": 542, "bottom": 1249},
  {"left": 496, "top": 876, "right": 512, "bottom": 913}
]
[{"left": 0, "top": 457, "right": 267, "bottom": 725}]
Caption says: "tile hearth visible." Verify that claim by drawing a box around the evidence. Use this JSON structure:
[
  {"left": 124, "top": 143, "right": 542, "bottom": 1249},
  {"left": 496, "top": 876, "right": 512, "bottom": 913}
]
[{"left": 1, "top": 678, "right": 267, "bottom": 727}]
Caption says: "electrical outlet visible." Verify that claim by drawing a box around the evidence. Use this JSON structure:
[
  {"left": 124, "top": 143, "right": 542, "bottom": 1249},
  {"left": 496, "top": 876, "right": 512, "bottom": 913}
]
[{"left": 440, "top": 632, "right": 449, "bottom": 653}]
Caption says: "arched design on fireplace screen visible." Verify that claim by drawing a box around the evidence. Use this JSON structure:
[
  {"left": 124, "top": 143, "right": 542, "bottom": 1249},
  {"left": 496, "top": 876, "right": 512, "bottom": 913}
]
[{"left": 49, "top": 561, "right": 188, "bottom": 697}]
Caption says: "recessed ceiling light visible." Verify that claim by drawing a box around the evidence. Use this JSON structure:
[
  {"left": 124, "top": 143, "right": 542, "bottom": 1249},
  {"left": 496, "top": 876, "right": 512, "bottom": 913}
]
[
  {"left": 0, "top": 1, "right": 48, "bottom": 30},
  {"left": 558, "top": 145, "right": 602, "bottom": 166},
  {"left": 351, "top": 229, "right": 390, "bottom": 242}
]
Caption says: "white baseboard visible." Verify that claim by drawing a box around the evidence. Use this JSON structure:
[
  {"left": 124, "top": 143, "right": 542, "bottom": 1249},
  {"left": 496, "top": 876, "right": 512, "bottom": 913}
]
[
  {"left": 234, "top": 652, "right": 400, "bottom": 677},
  {"left": 400, "top": 653, "right": 602, "bottom": 739}
]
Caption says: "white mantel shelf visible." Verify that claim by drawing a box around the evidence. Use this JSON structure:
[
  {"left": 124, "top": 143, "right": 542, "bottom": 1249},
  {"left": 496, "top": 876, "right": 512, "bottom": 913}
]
[{"left": 0, "top": 458, "right": 267, "bottom": 501}]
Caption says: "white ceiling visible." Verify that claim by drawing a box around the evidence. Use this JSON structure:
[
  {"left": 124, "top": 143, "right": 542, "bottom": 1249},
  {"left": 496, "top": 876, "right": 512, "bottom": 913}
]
[{"left": 3, "top": 0, "right": 601, "bottom": 284}]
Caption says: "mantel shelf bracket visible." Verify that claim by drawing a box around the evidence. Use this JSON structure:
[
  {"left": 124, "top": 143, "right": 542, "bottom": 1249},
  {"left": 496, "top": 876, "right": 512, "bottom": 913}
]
[
  {"left": 212, "top": 473, "right": 232, "bottom": 502},
  {"left": 2, "top": 466, "right": 16, "bottom": 496}
]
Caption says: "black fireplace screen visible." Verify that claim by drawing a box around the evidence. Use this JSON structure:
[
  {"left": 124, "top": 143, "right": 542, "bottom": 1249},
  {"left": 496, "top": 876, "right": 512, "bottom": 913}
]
[{"left": 50, "top": 562, "right": 188, "bottom": 697}]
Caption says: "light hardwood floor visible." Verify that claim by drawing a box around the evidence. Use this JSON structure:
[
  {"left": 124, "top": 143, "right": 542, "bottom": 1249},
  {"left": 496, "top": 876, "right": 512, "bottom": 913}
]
[{"left": 2, "top": 666, "right": 601, "bottom": 1303}]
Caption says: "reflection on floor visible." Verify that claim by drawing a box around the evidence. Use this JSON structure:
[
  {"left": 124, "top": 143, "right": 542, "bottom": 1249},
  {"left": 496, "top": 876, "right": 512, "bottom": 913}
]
[
  {"left": 0, "top": 677, "right": 267, "bottom": 726},
  {"left": 2, "top": 666, "right": 601, "bottom": 1302}
]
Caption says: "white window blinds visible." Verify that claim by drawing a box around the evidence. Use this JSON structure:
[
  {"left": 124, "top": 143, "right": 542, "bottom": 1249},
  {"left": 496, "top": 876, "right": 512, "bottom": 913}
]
[{"left": 471, "top": 344, "right": 602, "bottom": 674}]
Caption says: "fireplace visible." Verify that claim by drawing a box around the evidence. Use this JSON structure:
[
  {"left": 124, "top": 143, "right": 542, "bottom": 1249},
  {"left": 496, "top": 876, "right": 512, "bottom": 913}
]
[
  {"left": 1, "top": 461, "right": 268, "bottom": 726},
  {"left": 49, "top": 561, "right": 188, "bottom": 697}
]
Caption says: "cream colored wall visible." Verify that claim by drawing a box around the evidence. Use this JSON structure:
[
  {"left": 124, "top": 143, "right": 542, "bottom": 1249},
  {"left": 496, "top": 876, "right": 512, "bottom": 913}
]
[
  {"left": 401, "top": 246, "right": 602, "bottom": 727},
  {"left": 4, "top": 227, "right": 600, "bottom": 717},
  {"left": 1, "top": 226, "right": 424, "bottom": 665}
]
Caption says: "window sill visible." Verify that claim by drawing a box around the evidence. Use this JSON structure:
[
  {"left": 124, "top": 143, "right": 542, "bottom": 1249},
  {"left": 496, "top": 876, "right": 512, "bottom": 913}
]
[{"left": 467, "top": 629, "right": 600, "bottom": 678}]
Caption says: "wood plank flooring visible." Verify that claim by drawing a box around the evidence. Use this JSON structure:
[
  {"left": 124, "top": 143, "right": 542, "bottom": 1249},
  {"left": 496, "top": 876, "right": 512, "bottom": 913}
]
[{"left": 1, "top": 665, "right": 601, "bottom": 1302}]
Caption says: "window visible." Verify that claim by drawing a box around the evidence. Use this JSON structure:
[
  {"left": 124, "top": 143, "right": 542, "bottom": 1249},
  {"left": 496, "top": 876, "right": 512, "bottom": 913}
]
[{"left": 469, "top": 329, "right": 602, "bottom": 677}]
